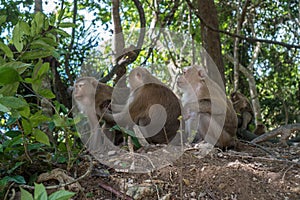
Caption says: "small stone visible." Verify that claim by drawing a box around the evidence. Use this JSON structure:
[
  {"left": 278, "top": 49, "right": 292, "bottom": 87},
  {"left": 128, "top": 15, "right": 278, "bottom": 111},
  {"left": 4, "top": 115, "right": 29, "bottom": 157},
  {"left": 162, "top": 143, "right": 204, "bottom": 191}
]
[
  {"left": 190, "top": 191, "right": 196, "bottom": 197},
  {"left": 108, "top": 150, "right": 116, "bottom": 156}
]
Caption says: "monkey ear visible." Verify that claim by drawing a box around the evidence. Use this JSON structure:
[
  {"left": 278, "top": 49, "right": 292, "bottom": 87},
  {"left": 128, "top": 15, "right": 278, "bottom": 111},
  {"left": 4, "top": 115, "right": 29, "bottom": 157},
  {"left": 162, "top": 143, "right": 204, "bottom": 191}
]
[
  {"left": 198, "top": 69, "right": 207, "bottom": 79},
  {"left": 136, "top": 71, "right": 143, "bottom": 81},
  {"left": 92, "top": 79, "right": 98, "bottom": 88}
]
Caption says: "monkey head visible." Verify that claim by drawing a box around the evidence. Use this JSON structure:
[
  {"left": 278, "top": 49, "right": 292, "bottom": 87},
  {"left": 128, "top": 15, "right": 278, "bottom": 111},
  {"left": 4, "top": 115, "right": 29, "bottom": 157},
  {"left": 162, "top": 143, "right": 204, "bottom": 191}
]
[
  {"left": 128, "top": 67, "right": 161, "bottom": 90},
  {"left": 177, "top": 65, "right": 210, "bottom": 99},
  {"left": 73, "top": 77, "right": 98, "bottom": 104}
]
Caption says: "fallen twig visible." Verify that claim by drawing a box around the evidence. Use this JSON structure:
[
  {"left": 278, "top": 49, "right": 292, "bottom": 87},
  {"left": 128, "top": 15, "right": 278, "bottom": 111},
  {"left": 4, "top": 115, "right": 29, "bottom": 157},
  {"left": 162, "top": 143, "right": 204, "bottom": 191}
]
[{"left": 98, "top": 179, "right": 133, "bottom": 200}]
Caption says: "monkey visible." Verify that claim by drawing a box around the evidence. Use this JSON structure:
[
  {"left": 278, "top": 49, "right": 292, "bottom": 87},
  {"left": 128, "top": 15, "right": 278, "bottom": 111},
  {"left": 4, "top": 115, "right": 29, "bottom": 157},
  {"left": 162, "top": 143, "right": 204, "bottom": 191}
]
[
  {"left": 230, "top": 91, "right": 267, "bottom": 136},
  {"left": 73, "top": 77, "right": 123, "bottom": 146},
  {"left": 112, "top": 67, "right": 184, "bottom": 145},
  {"left": 177, "top": 65, "right": 238, "bottom": 149},
  {"left": 230, "top": 91, "right": 254, "bottom": 131}
]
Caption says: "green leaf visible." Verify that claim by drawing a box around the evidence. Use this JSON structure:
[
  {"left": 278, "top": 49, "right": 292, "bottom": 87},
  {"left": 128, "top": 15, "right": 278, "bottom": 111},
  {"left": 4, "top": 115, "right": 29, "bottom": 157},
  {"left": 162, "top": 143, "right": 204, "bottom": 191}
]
[
  {"left": 40, "top": 37, "right": 57, "bottom": 47},
  {"left": 0, "top": 103, "right": 9, "bottom": 112},
  {"left": 49, "top": 190, "right": 76, "bottom": 200},
  {"left": 30, "top": 111, "right": 50, "bottom": 127},
  {"left": 20, "top": 187, "right": 33, "bottom": 200},
  {"left": 34, "top": 183, "right": 47, "bottom": 200},
  {"left": 0, "top": 96, "right": 28, "bottom": 109},
  {"left": 20, "top": 50, "right": 53, "bottom": 60},
  {"left": 8, "top": 175, "right": 26, "bottom": 184},
  {"left": 0, "top": 66, "right": 21, "bottom": 85},
  {"left": 19, "top": 104, "right": 30, "bottom": 118},
  {"left": 58, "top": 22, "right": 76, "bottom": 28},
  {"left": 52, "top": 29, "right": 70, "bottom": 37},
  {"left": 0, "top": 82, "right": 19, "bottom": 96},
  {"left": 34, "top": 12, "right": 45, "bottom": 34},
  {"left": 30, "top": 39, "right": 55, "bottom": 51},
  {"left": 38, "top": 89, "right": 55, "bottom": 99},
  {"left": 53, "top": 114, "right": 65, "bottom": 127},
  {"left": 22, "top": 119, "right": 32, "bottom": 135},
  {"left": 0, "top": 15, "right": 7, "bottom": 26},
  {"left": 12, "top": 22, "right": 24, "bottom": 52},
  {"left": 33, "top": 129, "right": 50, "bottom": 146},
  {"left": 0, "top": 41, "right": 13, "bottom": 58},
  {"left": 19, "top": 21, "right": 30, "bottom": 35},
  {"left": 37, "top": 63, "right": 49, "bottom": 77},
  {"left": 1, "top": 61, "right": 31, "bottom": 74},
  {"left": 7, "top": 162, "right": 25, "bottom": 174}
]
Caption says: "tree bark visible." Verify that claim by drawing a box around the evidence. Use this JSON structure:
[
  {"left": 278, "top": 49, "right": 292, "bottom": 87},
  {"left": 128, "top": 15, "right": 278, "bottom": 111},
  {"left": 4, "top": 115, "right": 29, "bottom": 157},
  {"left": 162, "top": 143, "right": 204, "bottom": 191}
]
[
  {"left": 35, "top": 0, "right": 43, "bottom": 12},
  {"left": 197, "top": 0, "right": 225, "bottom": 89}
]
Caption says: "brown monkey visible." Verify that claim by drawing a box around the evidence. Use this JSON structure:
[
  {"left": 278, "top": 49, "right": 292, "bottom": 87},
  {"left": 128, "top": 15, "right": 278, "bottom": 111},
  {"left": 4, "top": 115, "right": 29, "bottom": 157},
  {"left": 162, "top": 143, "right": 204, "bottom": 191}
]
[
  {"left": 113, "top": 67, "right": 184, "bottom": 144},
  {"left": 73, "top": 77, "right": 122, "bottom": 146},
  {"left": 230, "top": 91, "right": 254, "bottom": 130},
  {"left": 177, "top": 65, "right": 238, "bottom": 148}
]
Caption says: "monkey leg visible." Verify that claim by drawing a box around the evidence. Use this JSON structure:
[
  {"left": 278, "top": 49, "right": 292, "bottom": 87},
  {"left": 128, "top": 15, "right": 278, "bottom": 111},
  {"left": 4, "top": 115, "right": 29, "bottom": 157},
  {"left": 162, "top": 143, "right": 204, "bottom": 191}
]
[{"left": 241, "top": 111, "right": 252, "bottom": 130}]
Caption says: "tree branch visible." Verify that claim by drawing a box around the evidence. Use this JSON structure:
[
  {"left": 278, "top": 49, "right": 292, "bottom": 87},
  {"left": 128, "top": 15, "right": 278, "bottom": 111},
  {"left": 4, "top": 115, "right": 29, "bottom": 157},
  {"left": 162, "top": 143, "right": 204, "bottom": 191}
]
[
  {"left": 185, "top": 0, "right": 300, "bottom": 49},
  {"left": 64, "top": 0, "right": 77, "bottom": 85},
  {"left": 251, "top": 123, "right": 300, "bottom": 144},
  {"left": 100, "top": 0, "right": 146, "bottom": 83}
]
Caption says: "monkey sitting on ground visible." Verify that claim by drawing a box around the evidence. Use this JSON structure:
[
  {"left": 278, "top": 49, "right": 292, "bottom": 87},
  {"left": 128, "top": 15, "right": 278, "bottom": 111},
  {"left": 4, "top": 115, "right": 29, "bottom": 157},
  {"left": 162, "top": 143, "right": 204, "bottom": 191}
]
[
  {"left": 113, "top": 67, "right": 184, "bottom": 145},
  {"left": 73, "top": 77, "right": 123, "bottom": 146},
  {"left": 230, "top": 91, "right": 254, "bottom": 131},
  {"left": 177, "top": 65, "right": 238, "bottom": 149}
]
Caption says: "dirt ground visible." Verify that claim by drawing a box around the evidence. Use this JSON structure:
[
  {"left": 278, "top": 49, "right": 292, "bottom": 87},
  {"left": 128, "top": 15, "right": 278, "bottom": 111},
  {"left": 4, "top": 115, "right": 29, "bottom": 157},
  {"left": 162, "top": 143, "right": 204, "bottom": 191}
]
[{"left": 73, "top": 142, "right": 300, "bottom": 200}]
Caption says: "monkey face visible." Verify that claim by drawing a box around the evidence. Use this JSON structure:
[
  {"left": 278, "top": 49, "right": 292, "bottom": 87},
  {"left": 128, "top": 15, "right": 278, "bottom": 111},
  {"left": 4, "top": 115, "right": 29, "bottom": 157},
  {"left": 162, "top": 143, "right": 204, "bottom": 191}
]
[
  {"left": 73, "top": 81, "right": 86, "bottom": 100},
  {"left": 177, "top": 66, "right": 206, "bottom": 90},
  {"left": 73, "top": 78, "right": 97, "bottom": 102}
]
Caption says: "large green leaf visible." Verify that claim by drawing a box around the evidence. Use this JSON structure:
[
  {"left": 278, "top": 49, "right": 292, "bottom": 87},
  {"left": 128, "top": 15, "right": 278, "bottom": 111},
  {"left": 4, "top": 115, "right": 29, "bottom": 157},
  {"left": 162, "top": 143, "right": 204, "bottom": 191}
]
[
  {"left": 49, "top": 190, "right": 76, "bottom": 200},
  {"left": 19, "top": 21, "right": 30, "bottom": 35},
  {"left": 0, "top": 41, "right": 13, "bottom": 59},
  {"left": 0, "top": 103, "right": 9, "bottom": 112},
  {"left": 30, "top": 111, "right": 50, "bottom": 127},
  {"left": 38, "top": 89, "right": 55, "bottom": 99},
  {"left": 0, "top": 15, "right": 7, "bottom": 26},
  {"left": 34, "top": 183, "right": 47, "bottom": 200},
  {"left": 20, "top": 50, "right": 53, "bottom": 60},
  {"left": 12, "top": 22, "right": 24, "bottom": 52},
  {"left": 34, "top": 12, "right": 45, "bottom": 34},
  {"left": 0, "top": 96, "right": 27, "bottom": 109},
  {"left": 30, "top": 39, "right": 55, "bottom": 51},
  {"left": 37, "top": 63, "right": 50, "bottom": 78},
  {"left": 1, "top": 61, "right": 31, "bottom": 74},
  {"left": 33, "top": 129, "right": 50, "bottom": 146},
  {"left": 20, "top": 187, "right": 33, "bottom": 200},
  {"left": 0, "top": 82, "right": 19, "bottom": 96},
  {"left": 0, "top": 66, "right": 21, "bottom": 85}
]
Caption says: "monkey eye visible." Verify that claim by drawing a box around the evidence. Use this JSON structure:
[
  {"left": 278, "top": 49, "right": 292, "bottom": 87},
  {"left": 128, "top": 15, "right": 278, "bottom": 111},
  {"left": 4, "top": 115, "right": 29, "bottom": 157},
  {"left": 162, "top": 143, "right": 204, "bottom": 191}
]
[{"left": 78, "top": 83, "right": 85, "bottom": 88}]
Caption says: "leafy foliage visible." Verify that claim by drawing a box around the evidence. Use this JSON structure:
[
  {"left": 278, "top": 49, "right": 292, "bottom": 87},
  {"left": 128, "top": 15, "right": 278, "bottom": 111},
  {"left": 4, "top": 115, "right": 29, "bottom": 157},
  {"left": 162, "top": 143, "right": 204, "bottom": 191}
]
[{"left": 20, "top": 183, "right": 75, "bottom": 200}]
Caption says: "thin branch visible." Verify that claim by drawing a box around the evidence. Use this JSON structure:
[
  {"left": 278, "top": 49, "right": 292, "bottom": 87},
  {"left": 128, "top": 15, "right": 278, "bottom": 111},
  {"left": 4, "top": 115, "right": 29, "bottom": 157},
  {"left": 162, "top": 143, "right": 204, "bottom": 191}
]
[
  {"left": 233, "top": 0, "right": 250, "bottom": 91},
  {"left": 141, "top": 0, "right": 181, "bottom": 66},
  {"left": 98, "top": 180, "right": 133, "bottom": 200},
  {"left": 20, "top": 155, "right": 93, "bottom": 190},
  {"left": 64, "top": 0, "right": 77, "bottom": 85},
  {"left": 100, "top": 0, "right": 146, "bottom": 83},
  {"left": 185, "top": 0, "right": 300, "bottom": 49}
]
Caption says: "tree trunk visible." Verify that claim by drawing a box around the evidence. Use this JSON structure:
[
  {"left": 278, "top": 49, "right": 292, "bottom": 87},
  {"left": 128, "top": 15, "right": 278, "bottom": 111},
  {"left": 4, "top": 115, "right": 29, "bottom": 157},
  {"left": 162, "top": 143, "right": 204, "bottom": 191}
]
[
  {"left": 197, "top": 0, "right": 225, "bottom": 89},
  {"left": 35, "top": 0, "right": 42, "bottom": 12}
]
